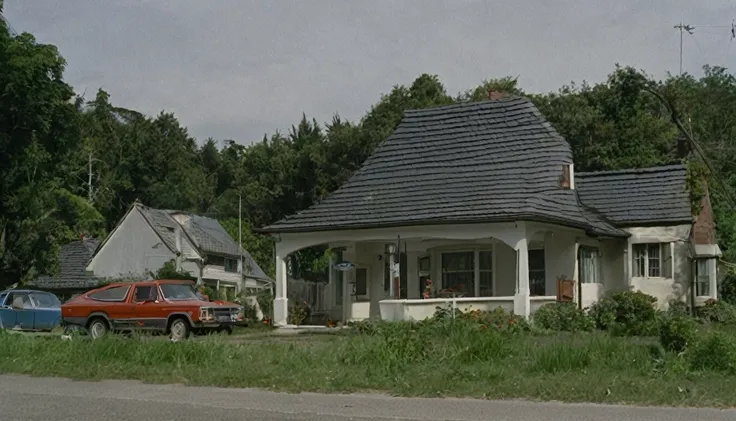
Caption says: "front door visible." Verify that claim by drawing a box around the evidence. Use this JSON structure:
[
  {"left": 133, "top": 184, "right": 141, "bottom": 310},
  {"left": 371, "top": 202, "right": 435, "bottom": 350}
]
[
  {"left": 131, "top": 284, "right": 168, "bottom": 331},
  {"left": 4, "top": 292, "right": 34, "bottom": 329}
]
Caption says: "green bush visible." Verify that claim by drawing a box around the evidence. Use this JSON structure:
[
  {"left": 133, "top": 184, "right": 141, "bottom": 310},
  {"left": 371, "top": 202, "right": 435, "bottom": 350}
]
[
  {"left": 659, "top": 314, "right": 699, "bottom": 353},
  {"left": 456, "top": 306, "right": 531, "bottom": 334},
  {"left": 532, "top": 302, "right": 595, "bottom": 332},
  {"left": 588, "top": 290, "right": 658, "bottom": 336},
  {"left": 720, "top": 272, "right": 736, "bottom": 305},
  {"left": 687, "top": 331, "right": 736, "bottom": 373},
  {"left": 667, "top": 299, "right": 689, "bottom": 316},
  {"left": 698, "top": 299, "right": 736, "bottom": 325}
]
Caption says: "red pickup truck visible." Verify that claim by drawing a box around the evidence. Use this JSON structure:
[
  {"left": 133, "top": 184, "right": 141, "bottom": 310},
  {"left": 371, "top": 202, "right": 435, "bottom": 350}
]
[{"left": 61, "top": 279, "right": 244, "bottom": 340}]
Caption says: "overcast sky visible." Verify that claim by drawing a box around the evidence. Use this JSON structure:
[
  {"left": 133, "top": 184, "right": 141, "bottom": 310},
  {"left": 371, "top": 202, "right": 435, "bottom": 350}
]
[{"left": 5, "top": 1, "right": 736, "bottom": 144}]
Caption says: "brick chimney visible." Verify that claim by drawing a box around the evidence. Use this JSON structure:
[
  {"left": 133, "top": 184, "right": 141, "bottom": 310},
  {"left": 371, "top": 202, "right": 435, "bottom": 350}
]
[
  {"left": 488, "top": 91, "right": 507, "bottom": 100},
  {"left": 692, "top": 181, "right": 716, "bottom": 245}
]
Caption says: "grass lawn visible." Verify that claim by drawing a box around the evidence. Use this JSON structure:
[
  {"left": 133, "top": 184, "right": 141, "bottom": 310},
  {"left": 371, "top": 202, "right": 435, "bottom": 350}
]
[{"left": 1, "top": 323, "right": 736, "bottom": 408}]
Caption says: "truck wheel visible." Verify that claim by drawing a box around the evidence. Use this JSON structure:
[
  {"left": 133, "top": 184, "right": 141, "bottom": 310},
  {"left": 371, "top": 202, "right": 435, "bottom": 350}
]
[
  {"left": 169, "top": 318, "right": 190, "bottom": 341},
  {"left": 88, "top": 318, "right": 109, "bottom": 339}
]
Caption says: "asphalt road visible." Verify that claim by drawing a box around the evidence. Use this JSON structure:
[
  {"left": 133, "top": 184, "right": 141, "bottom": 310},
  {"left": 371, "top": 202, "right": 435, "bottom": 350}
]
[{"left": 0, "top": 375, "right": 734, "bottom": 421}]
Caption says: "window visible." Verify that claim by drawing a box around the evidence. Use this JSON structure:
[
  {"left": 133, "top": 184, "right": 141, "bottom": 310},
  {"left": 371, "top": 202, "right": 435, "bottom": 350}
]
[
  {"left": 579, "top": 246, "right": 601, "bottom": 284},
  {"left": 160, "top": 283, "right": 199, "bottom": 300},
  {"left": 207, "top": 255, "right": 226, "bottom": 266},
  {"left": 89, "top": 286, "right": 130, "bottom": 302},
  {"left": 696, "top": 259, "right": 711, "bottom": 297},
  {"left": 418, "top": 256, "right": 431, "bottom": 297},
  {"left": 479, "top": 251, "right": 493, "bottom": 296},
  {"left": 355, "top": 267, "right": 368, "bottom": 299},
  {"left": 529, "top": 249, "right": 546, "bottom": 295},
  {"left": 0, "top": 293, "right": 6, "bottom": 306},
  {"left": 442, "top": 252, "right": 475, "bottom": 296},
  {"left": 224, "top": 258, "right": 238, "bottom": 273},
  {"left": 633, "top": 243, "right": 666, "bottom": 278},
  {"left": 30, "top": 293, "right": 61, "bottom": 308},
  {"left": 133, "top": 285, "right": 156, "bottom": 302},
  {"left": 6, "top": 293, "right": 32, "bottom": 309}
]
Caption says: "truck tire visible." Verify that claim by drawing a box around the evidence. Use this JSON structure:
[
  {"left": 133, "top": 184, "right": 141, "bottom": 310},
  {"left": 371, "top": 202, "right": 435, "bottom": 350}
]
[{"left": 168, "top": 318, "right": 190, "bottom": 341}]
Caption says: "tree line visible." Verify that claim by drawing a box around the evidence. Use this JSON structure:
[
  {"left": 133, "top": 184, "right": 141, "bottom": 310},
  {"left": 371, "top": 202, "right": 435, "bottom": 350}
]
[{"left": 3, "top": 6, "right": 736, "bottom": 287}]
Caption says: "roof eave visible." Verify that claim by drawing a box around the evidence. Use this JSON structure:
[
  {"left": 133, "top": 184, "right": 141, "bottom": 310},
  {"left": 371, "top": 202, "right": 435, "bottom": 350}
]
[
  {"left": 612, "top": 218, "right": 694, "bottom": 228},
  {"left": 257, "top": 214, "right": 629, "bottom": 238}
]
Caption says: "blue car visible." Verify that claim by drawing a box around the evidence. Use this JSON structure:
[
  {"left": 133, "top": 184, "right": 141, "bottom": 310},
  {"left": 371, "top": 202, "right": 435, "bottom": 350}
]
[{"left": 0, "top": 289, "right": 62, "bottom": 331}]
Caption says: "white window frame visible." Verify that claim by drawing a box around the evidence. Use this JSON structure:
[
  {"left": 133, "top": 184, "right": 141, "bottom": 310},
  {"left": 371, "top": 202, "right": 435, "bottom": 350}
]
[
  {"left": 438, "top": 245, "right": 496, "bottom": 297},
  {"left": 695, "top": 258, "right": 711, "bottom": 298},
  {"left": 579, "top": 246, "right": 602, "bottom": 284},
  {"left": 632, "top": 243, "right": 665, "bottom": 278}
]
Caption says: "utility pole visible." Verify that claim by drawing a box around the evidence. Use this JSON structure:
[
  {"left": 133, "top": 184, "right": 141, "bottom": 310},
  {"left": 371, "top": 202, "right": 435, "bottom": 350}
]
[
  {"left": 87, "top": 152, "right": 95, "bottom": 203},
  {"left": 238, "top": 194, "right": 243, "bottom": 281},
  {"left": 674, "top": 22, "right": 694, "bottom": 76}
]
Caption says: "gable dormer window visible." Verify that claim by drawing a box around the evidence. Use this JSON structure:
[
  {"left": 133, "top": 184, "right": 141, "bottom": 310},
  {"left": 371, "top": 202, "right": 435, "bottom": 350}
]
[{"left": 560, "top": 164, "right": 575, "bottom": 189}]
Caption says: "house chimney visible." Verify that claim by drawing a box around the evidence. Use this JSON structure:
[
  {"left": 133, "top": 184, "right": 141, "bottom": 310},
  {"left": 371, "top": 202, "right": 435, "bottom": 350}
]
[
  {"left": 560, "top": 164, "right": 575, "bottom": 189},
  {"left": 488, "top": 91, "right": 507, "bottom": 100}
]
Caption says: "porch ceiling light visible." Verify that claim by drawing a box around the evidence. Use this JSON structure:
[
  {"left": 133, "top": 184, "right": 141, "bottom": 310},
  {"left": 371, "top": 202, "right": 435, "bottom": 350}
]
[{"left": 334, "top": 261, "right": 356, "bottom": 272}]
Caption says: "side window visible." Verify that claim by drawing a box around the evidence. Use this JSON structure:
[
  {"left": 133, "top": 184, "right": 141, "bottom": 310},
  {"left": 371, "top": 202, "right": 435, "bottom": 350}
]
[
  {"left": 0, "top": 293, "right": 6, "bottom": 306},
  {"left": 30, "top": 293, "right": 61, "bottom": 308},
  {"left": 89, "top": 286, "right": 131, "bottom": 302},
  {"left": 6, "top": 293, "right": 33, "bottom": 309},
  {"left": 133, "top": 286, "right": 156, "bottom": 302}
]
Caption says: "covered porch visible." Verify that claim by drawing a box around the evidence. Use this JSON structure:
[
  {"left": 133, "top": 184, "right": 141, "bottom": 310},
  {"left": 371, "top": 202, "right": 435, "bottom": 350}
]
[{"left": 272, "top": 221, "right": 624, "bottom": 326}]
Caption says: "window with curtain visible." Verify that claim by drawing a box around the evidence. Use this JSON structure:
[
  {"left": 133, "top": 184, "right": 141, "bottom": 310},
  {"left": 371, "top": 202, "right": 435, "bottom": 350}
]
[
  {"left": 696, "top": 259, "right": 711, "bottom": 297},
  {"left": 579, "top": 246, "right": 601, "bottom": 284},
  {"left": 479, "top": 250, "right": 493, "bottom": 296},
  {"left": 441, "top": 251, "right": 474, "bottom": 296},
  {"left": 632, "top": 243, "right": 664, "bottom": 278}
]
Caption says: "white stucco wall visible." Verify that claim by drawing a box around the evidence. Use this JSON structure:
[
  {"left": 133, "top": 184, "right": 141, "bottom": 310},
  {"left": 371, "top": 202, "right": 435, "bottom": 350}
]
[
  {"left": 87, "top": 208, "right": 176, "bottom": 279},
  {"left": 625, "top": 225, "right": 692, "bottom": 309}
]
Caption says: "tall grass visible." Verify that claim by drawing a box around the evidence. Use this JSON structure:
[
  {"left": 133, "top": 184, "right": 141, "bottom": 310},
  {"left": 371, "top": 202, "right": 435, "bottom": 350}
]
[{"left": 0, "top": 321, "right": 735, "bottom": 407}]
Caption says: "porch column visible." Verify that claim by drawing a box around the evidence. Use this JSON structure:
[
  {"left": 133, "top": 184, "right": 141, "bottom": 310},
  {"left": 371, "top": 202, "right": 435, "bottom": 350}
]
[
  {"left": 514, "top": 237, "right": 530, "bottom": 318},
  {"left": 273, "top": 254, "right": 288, "bottom": 326}
]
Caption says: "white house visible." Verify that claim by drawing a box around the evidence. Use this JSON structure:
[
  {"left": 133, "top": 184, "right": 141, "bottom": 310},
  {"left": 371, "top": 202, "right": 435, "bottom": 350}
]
[
  {"left": 85, "top": 201, "right": 273, "bottom": 294},
  {"left": 259, "top": 96, "right": 720, "bottom": 326}
]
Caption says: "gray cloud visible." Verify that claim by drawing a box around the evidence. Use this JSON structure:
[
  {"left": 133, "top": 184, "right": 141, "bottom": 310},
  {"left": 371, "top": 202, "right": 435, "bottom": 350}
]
[{"left": 5, "top": 0, "right": 735, "bottom": 143}]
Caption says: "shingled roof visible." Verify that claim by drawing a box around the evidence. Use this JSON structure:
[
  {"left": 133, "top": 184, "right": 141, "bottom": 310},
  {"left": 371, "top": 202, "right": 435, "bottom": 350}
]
[
  {"left": 28, "top": 238, "right": 103, "bottom": 290},
  {"left": 262, "top": 97, "right": 627, "bottom": 237},
  {"left": 576, "top": 164, "right": 692, "bottom": 226}
]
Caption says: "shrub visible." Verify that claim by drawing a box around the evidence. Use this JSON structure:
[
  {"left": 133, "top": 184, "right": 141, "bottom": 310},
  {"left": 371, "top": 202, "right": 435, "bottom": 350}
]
[
  {"left": 687, "top": 331, "right": 736, "bottom": 373},
  {"left": 457, "top": 306, "right": 530, "bottom": 334},
  {"left": 720, "top": 272, "right": 736, "bottom": 305},
  {"left": 287, "top": 300, "right": 310, "bottom": 325},
  {"left": 532, "top": 302, "right": 594, "bottom": 332},
  {"left": 588, "top": 290, "right": 658, "bottom": 336},
  {"left": 659, "top": 314, "right": 699, "bottom": 353},
  {"left": 698, "top": 299, "right": 736, "bottom": 325},
  {"left": 667, "top": 299, "right": 689, "bottom": 316}
]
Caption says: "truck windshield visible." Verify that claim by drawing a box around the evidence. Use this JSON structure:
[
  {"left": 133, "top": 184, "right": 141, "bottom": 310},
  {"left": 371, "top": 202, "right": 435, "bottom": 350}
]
[{"left": 160, "top": 284, "right": 199, "bottom": 301}]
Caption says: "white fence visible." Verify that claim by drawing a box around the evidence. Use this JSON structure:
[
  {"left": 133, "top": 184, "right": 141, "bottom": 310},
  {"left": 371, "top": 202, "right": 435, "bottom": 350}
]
[{"left": 287, "top": 279, "right": 331, "bottom": 313}]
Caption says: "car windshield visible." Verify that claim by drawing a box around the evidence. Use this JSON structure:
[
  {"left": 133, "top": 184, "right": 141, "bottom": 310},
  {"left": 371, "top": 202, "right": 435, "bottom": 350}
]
[{"left": 160, "top": 284, "right": 199, "bottom": 300}]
